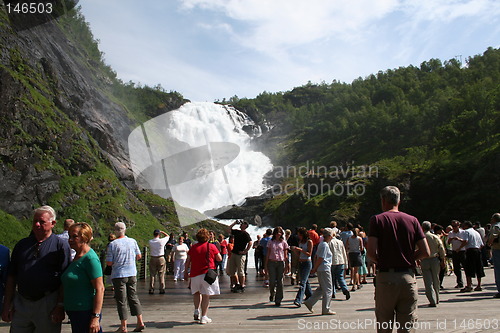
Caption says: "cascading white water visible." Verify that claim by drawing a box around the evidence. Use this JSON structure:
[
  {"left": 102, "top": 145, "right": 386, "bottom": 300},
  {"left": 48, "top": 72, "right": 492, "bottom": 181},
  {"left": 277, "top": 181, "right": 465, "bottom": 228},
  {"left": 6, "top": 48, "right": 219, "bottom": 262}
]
[{"left": 163, "top": 102, "right": 273, "bottom": 214}]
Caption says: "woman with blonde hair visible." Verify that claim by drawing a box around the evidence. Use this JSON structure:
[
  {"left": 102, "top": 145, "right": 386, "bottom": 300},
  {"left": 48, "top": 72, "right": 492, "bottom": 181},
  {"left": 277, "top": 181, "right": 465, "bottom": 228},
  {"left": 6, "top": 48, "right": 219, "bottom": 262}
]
[
  {"left": 184, "top": 228, "right": 222, "bottom": 324},
  {"left": 61, "top": 222, "right": 105, "bottom": 333}
]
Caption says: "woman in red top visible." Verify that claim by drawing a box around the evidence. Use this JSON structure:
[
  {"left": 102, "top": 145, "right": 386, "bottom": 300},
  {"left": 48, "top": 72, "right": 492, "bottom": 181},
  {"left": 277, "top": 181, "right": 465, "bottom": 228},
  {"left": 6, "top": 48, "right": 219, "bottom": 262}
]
[
  {"left": 226, "top": 235, "right": 234, "bottom": 260},
  {"left": 184, "top": 228, "right": 222, "bottom": 324},
  {"left": 218, "top": 234, "right": 228, "bottom": 274}
]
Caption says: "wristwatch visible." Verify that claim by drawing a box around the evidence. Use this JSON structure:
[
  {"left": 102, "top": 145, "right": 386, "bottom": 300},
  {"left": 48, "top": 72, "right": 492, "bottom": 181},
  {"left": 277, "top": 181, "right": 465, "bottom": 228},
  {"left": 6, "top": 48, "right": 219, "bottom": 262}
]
[{"left": 91, "top": 313, "right": 100, "bottom": 318}]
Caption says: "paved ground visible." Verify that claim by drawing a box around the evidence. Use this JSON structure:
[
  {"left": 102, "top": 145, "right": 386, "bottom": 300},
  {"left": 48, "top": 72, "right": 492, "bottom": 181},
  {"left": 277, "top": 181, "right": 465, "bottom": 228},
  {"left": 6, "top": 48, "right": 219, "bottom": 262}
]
[{"left": 1, "top": 266, "right": 499, "bottom": 332}]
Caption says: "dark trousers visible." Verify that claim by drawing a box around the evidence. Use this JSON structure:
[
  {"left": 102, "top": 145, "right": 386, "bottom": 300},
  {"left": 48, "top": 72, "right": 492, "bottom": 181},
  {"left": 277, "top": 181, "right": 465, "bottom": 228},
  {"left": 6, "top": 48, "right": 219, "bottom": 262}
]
[
  {"left": 451, "top": 250, "right": 466, "bottom": 286},
  {"left": 67, "top": 310, "right": 103, "bottom": 333}
]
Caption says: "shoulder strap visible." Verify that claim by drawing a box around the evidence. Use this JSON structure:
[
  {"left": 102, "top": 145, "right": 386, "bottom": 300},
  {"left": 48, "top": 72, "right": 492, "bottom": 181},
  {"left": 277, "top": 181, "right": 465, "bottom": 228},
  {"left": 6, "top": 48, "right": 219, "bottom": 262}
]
[{"left": 206, "top": 242, "right": 210, "bottom": 269}]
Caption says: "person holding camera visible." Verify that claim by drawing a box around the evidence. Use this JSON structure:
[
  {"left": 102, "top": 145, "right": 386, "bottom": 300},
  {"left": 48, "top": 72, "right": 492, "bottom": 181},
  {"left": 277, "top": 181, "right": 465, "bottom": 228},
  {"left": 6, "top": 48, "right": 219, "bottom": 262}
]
[{"left": 227, "top": 220, "right": 252, "bottom": 293}]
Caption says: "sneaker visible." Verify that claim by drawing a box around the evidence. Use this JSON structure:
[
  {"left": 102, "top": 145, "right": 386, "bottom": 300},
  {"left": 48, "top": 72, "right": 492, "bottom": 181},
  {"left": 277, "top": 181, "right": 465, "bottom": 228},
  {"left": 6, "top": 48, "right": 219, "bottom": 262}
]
[
  {"left": 343, "top": 289, "right": 351, "bottom": 300},
  {"left": 264, "top": 280, "right": 269, "bottom": 287},
  {"left": 322, "top": 311, "right": 336, "bottom": 315},
  {"left": 174, "top": 278, "right": 177, "bottom": 281},
  {"left": 200, "top": 316, "right": 212, "bottom": 324},
  {"left": 193, "top": 309, "right": 200, "bottom": 321}
]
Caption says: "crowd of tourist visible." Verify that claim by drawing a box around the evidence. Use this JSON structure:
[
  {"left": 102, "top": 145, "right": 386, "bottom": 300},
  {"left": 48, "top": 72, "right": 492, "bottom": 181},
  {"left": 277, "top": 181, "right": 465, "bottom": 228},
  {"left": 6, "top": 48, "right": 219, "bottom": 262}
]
[{"left": 1, "top": 188, "right": 499, "bottom": 332}]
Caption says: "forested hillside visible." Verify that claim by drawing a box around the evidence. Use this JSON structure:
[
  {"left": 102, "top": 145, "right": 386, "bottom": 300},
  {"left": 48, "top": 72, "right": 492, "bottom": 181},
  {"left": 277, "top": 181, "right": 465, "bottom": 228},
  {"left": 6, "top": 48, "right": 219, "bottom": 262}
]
[{"left": 229, "top": 48, "right": 500, "bottom": 227}]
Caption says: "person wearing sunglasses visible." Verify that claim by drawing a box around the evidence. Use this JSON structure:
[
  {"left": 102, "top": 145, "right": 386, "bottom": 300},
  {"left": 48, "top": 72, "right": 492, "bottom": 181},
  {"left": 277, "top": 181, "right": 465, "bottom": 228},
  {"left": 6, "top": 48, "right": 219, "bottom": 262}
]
[{"left": 1, "top": 205, "right": 71, "bottom": 332}]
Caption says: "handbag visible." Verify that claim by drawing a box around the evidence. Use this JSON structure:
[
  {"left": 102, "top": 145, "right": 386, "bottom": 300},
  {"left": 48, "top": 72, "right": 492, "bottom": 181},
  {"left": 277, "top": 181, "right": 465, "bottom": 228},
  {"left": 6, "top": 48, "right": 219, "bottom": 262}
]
[
  {"left": 204, "top": 242, "right": 217, "bottom": 285},
  {"left": 104, "top": 265, "right": 112, "bottom": 276}
]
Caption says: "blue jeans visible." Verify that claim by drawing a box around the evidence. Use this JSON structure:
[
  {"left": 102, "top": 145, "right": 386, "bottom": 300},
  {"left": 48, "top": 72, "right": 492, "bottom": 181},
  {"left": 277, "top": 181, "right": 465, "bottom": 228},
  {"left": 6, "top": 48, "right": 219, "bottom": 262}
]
[
  {"left": 66, "top": 310, "right": 103, "bottom": 333},
  {"left": 218, "top": 253, "right": 227, "bottom": 272},
  {"left": 295, "top": 260, "right": 312, "bottom": 303},
  {"left": 492, "top": 249, "right": 500, "bottom": 293},
  {"left": 331, "top": 264, "right": 348, "bottom": 295}
]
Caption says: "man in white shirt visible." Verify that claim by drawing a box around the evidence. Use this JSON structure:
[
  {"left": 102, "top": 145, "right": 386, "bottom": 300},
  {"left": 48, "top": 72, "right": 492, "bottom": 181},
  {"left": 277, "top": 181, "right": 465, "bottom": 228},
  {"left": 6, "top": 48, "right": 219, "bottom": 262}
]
[
  {"left": 460, "top": 221, "right": 485, "bottom": 292},
  {"left": 148, "top": 229, "right": 169, "bottom": 294},
  {"left": 447, "top": 220, "right": 467, "bottom": 288}
]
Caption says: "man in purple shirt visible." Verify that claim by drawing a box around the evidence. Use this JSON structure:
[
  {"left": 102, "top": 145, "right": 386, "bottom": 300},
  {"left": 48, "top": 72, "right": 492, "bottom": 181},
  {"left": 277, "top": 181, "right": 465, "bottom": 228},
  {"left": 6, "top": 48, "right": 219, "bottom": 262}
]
[{"left": 367, "top": 186, "right": 430, "bottom": 333}]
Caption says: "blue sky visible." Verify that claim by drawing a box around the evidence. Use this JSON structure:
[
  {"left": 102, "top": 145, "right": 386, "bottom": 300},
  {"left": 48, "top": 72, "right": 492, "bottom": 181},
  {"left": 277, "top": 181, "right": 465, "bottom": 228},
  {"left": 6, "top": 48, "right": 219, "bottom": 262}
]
[{"left": 80, "top": 0, "right": 500, "bottom": 102}]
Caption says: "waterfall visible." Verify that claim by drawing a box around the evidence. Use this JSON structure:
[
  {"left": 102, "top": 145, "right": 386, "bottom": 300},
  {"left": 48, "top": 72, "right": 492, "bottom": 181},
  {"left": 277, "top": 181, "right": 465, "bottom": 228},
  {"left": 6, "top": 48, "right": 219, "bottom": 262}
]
[{"left": 129, "top": 102, "right": 273, "bottom": 225}]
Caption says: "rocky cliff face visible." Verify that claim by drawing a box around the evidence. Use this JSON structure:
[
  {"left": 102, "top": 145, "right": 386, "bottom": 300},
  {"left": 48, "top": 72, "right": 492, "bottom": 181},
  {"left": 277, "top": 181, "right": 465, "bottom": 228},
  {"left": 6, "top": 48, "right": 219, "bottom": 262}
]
[{"left": 0, "top": 9, "right": 185, "bottom": 221}]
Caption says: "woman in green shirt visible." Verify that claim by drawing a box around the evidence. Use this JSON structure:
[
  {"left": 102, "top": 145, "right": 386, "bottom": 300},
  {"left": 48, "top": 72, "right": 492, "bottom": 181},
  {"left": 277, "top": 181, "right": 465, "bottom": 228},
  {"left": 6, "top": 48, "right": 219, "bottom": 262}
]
[{"left": 61, "top": 222, "right": 104, "bottom": 333}]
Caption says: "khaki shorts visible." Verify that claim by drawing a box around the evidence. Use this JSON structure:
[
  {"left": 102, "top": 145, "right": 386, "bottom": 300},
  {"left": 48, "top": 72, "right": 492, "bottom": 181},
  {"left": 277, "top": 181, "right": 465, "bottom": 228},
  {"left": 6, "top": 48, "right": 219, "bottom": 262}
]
[{"left": 226, "top": 253, "right": 246, "bottom": 276}]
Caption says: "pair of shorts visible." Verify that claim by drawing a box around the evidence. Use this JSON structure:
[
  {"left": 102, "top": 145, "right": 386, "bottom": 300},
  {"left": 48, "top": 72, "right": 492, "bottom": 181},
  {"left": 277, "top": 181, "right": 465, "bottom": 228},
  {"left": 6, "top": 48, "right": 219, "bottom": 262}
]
[
  {"left": 464, "top": 248, "right": 485, "bottom": 278},
  {"left": 226, "top": 253, "right": 246, "bottom": 276},
  {"left": 348, "top": 252, "right": 363, "bottom": 267},
  {"left": 190, "top": 274, "right": 220, "bottom": 295}
]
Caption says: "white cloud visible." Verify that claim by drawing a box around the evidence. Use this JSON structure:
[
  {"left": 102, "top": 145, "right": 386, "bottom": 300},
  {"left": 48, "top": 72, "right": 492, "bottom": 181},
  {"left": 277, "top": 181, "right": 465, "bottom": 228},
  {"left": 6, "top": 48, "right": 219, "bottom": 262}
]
[
  {"left": 179, "top": 0, "right": 399, "bottom": 54},
  {"left": 81, "top": 0, "right": 500, "bottom": 100},
  {"left": 401, "top": 0, "right": 499, "bottom": 22},
  {"left": 180, "top": 0, "right": 499, "bottom": 57}
]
